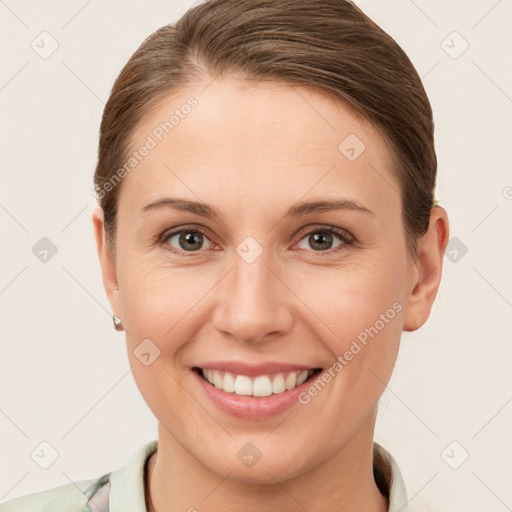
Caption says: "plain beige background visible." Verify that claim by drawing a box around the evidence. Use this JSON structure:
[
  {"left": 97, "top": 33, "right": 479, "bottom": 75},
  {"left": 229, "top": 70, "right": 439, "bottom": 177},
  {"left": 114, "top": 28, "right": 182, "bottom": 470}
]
[{"left": 1, "top": 1, "right": 511, "bottom": 510}]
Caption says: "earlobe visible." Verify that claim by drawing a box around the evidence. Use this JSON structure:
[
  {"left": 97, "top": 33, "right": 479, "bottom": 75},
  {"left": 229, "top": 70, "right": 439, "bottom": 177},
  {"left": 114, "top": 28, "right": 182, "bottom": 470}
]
[
  {"left": 92, "top": 206, "right": 121, "bottom": 315},
  {"left": 402, "top": 206, "right": 450, "bottom": 332}
]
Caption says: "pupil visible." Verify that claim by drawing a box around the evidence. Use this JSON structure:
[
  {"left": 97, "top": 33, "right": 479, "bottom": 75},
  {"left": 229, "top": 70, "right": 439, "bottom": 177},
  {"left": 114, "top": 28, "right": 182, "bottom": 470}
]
[
  {"left": 311, "top": 232, "right": 332, "bottom": 250},
  {"left": 180, "top": 232, "right": 202, "bottom": 251}
]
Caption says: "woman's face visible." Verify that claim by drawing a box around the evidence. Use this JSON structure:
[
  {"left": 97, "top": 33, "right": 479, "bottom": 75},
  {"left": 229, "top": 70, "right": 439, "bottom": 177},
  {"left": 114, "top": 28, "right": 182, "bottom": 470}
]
[{"left": 95, "top": 76, "right": 425, "bottom": 482}]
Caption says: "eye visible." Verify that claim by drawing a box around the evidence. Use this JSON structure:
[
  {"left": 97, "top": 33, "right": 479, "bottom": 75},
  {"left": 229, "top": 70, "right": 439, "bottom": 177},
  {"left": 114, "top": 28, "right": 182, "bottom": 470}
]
[
  {"left": 158, "top": 226, "right": 215, "bottom": 254},
  {"left": 295, "top": 226, "right": 353, "bottom": 254}
]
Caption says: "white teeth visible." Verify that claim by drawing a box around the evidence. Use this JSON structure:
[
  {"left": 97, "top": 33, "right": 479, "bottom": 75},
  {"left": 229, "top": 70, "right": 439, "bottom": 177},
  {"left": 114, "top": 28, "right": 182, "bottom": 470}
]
[
  {"left": 296, "top": 369, "right": 309, "bottom": 386},
  {"left": 272, "top": 373, "right": 286, "bottom": 394},
  {"left": 253, "top": 375, "right": 273, "bottom": 397},
  {"left": 234, "top": 375, "right": 252, "bottom": 395},
  {"left": 285, "top": 372, "right": 297, "bottom": 390},
  {"left": 223, "top": 371, "right": 236, "bottom": 393},
  {"left": 213, "top": 370, "right": 224, "bottom": 389},
  {"left": 201, "top": 368, "right": 316, "bottom": 397}
]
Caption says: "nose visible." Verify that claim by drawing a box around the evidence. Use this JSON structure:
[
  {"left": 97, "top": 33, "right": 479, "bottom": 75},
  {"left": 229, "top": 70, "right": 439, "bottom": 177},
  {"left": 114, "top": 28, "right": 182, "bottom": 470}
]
[{"left": 212, "top": 252, "right": 293, "bottom": 344}]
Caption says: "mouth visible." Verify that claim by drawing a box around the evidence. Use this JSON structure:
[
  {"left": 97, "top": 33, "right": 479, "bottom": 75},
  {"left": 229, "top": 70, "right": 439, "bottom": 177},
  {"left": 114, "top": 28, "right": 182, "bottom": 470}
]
[{"left": 192, "top": 366, "right": 323, "bottom": 398}]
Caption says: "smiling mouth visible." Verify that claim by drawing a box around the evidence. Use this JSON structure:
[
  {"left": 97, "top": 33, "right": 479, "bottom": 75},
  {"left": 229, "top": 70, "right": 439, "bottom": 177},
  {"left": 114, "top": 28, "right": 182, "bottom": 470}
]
[{"left": 193, "top": 367, "right": 322, "bottom": 397}]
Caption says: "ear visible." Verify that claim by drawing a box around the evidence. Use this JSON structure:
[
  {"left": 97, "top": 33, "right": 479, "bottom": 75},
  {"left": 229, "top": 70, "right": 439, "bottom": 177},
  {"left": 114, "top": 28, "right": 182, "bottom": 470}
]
[
  {"left": 403, "top": 206, "right": 450, "bottom": 332},
  {"left": 92, "top": 206, "right": 122, "bottom": 319}
]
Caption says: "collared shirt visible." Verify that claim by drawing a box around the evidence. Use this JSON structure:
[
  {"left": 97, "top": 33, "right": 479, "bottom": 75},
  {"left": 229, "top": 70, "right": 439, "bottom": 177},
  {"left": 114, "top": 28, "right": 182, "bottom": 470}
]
[{"left": 0, "top": 440, "right": 416, "bottom": 511}]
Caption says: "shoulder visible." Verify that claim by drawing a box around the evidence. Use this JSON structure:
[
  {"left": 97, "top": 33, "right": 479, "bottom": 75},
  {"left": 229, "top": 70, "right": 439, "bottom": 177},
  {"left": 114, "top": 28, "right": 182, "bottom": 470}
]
[
  {"left": 0, "top": 473, "right": 110, "bottom": 512},
  {"left": 0, "top": 439, "right": 158, "bottom": 512}
]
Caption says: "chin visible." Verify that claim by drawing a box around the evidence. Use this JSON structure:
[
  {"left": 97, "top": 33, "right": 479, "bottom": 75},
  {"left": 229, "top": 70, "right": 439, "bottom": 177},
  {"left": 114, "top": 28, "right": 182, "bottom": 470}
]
[{"left": 200, "top": 443, "right": 311, "bottom": 486}]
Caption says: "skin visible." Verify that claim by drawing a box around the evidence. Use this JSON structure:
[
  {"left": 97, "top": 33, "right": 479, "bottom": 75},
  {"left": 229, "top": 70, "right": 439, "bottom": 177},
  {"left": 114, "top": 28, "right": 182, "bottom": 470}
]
[{"left": 93, "top": 76, "right": 449, "bottom": 511}]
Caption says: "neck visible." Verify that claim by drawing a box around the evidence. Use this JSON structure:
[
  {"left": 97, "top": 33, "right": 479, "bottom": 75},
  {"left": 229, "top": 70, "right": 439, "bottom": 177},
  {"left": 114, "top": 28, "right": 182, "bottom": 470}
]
[{"left": 145, "top": 412, "right": 388, "bottom": 512}]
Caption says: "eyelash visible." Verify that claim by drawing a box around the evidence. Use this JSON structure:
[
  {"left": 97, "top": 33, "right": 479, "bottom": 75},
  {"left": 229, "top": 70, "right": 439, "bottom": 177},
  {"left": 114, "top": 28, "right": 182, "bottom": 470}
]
[{"left": 156, "top": 224, "right": 354, "bottom": 257}]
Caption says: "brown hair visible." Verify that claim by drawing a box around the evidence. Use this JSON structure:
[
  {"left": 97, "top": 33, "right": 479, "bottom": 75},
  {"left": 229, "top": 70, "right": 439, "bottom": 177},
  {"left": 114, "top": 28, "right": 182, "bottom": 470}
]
[{"left": 94, "top": 0, "right": 438, "bottom": 259}]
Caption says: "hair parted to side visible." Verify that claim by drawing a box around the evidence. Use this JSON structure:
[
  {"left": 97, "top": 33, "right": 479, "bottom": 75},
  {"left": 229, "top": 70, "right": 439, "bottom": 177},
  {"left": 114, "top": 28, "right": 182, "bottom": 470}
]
[{"left": 94, "top": 0, "right": 438, "bottom": 260}]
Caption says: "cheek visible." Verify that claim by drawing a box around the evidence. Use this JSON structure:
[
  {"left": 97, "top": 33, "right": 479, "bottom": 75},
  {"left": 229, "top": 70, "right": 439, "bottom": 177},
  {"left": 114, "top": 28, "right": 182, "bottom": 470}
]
[
  {"left": 118, "top": 262, "right": 206, "bottom": 426},
  {"left": 294, "top": 253, "right": 405, "bottom": 383},
  {"left": 118, "top": 255, "right": 206, "bottom": 339},
  {"left": 302, "top": 256, "right": 403, "bottom": 331}
]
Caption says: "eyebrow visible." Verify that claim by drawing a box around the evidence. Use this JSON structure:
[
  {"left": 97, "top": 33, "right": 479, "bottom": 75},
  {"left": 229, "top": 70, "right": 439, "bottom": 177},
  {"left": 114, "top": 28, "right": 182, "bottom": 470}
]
[{"left": 140, "top": 197, "right": 374, "bottom": 219}]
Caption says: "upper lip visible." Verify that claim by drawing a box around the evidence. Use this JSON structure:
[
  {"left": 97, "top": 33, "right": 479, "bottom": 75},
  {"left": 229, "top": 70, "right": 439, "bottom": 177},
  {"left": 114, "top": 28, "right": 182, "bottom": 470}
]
[{"left": 194, "top": 361, "right": 321, "bottom": 377}]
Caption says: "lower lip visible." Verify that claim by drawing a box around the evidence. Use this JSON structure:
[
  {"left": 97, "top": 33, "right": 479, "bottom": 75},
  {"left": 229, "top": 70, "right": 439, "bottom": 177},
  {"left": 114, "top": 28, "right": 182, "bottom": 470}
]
[{"left": 192, "top": 368, "right": 321, "bottom": 420}]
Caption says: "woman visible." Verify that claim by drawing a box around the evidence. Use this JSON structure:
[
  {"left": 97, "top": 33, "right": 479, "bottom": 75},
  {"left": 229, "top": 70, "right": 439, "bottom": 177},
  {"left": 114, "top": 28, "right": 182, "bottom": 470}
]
[{"left": 1, "top": 0, "right": 449, "bottom": 510}]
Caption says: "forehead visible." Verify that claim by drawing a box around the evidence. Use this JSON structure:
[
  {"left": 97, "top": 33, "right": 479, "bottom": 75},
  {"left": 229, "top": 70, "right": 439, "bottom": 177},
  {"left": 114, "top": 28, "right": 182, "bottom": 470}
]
[{"left": 120, "top": 76, "right": 401, "bottom": 220}]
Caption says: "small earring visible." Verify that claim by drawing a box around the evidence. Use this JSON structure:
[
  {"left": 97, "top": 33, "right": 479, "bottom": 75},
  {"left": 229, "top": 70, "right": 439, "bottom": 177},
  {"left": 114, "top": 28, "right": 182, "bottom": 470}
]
[{"left": 112, "top": 314, "right": 124, "bottom": 331}]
